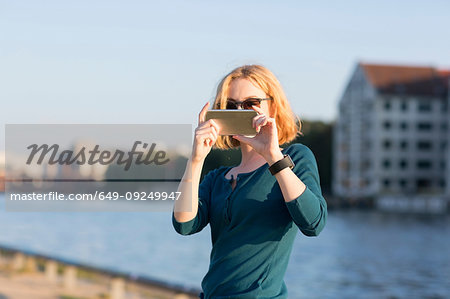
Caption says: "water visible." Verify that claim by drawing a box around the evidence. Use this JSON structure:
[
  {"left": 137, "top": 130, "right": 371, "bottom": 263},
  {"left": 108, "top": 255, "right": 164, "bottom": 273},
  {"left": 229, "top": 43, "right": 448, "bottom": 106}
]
[{"left": 0, "top": 194, "right": 449, "bottom": 298}]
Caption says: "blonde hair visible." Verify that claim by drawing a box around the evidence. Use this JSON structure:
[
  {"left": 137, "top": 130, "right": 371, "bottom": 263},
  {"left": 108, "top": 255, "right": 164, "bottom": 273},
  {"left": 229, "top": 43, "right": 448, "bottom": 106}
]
[{"left": 213, "top": 65, "right": 301, "bottom": 149}]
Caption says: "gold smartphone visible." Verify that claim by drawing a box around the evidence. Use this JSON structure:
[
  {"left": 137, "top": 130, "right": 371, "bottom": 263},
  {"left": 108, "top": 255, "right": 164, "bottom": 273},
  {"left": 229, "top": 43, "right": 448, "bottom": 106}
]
[{"left": 205, "top": 110, "right": 257, "bottom": 136}]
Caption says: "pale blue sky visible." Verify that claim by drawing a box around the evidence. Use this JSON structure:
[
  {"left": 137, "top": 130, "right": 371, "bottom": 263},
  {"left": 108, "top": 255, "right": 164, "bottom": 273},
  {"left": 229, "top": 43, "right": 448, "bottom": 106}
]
[{"left": 1, "top": 0, "right": 450, "bottom": 149}]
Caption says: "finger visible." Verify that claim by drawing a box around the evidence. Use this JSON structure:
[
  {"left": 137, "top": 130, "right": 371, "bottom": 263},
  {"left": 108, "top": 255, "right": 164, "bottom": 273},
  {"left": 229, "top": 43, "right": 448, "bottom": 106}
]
[
  {"left": 204, "top": 132, "right": 216, "bottom": 147},
  {"left": 253, "top": 115, "right": 267, "bottom": 128},
  {"left": 197, "top": 119, "right": 215, "bottom": 130},
  {"left": 232, "top": 134, "right": 254, "bottom": 146},
  {"left": 267, "top": 117, "right": 276, "bottom": 127},
  {"left": 198, "top": 102, "right": 210, "bottom": 124},
  {"left": 252, "top": 114, "right": 266, "bottom": 128},
  {"left": 196, "top": 126, "right": 217, "bottom": 135},
  {"left": 209, "top": 131, "right": 218, "bottom": 146},
  {"left": 265, "top": 118, "right": 277, "bottom": 134},
  {"left": 195, "top": 129, "right": 214, "bottom": 142},
  {"left": 196, "top": 129, "right": 218, "bottom": 145},
  {"left": 209, "top": 119, "right": 221, "bottom": 135},
  {"left": 255, "top": 117, "right": 268, "bottom": 133},
  {"left": 256, "top": 117, "right": 268, "bottom": 128},
  {"left": 201, "top": 133, "right": 213, "bottom": 145},
  {"left": 211, "top": 125, "right": 218, "bottom": 140},
  {"left": 252, "top": 105, "right": 264, "bottom": 114},
  {"left": 206, "top": 126, "right": 218, "bottom": 143}
]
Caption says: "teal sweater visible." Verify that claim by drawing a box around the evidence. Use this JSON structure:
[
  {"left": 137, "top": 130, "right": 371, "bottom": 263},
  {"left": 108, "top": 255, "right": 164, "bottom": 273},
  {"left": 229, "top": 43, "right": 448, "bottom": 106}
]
[{"left": 172, "top": 144, "right": 327, "bottom": 298}]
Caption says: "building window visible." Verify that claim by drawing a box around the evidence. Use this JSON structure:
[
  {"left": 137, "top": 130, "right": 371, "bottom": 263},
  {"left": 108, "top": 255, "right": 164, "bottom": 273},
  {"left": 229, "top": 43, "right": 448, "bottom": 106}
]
[
  {"left": 416, "top": 178, "right": 431, "bottom": 189},
  {"left": 401, "top": 101, "right": 408, "bottom": 111},
  {"left": 416, "top": 160, "right": 432, "bottom": 169},
  {"left": 441, "top": 161, "right": 446, "bottom": 170},
  {"left": 363, "top": 121, "right": 372, "bottom": 130},
  {"left": 361, "top": 160, "right": 371, "bottom": 171},
  {"left": 383, "top": 139, "right": 392, "bottom": 149},
  {"left": 341, "top": 179, "right": 350, "bottom": 188},
  {"left": 418, "top": 101, "right": 432, "bottom": 112},
  {"left": 417, "top": 141, "right": 432, "bottom": 151},
  {"left": 341, "top": 124, "right": 349, "bottom": 135},
  {"left": 400, "top": 140, "right": 408, "bottom": 150},
  {"left": 383, "top": 179, "right": 391, "bottom": 187},
  {"left": 339, "top": 161, "right": 348, "bottom": 171},
  {"left": 442, "top": 122, "right": 448, "bottom": 132},
  {"left": 440, "top": 179, "right": 446, "bottom": 188},
  {"left": 383, "top": 159, "right": 391, "bottom": 169},
  {"left": 442, "top": 141, "right": 448, "bottom": 151},
  {"left": 400, "top": 122, "right": 408, "bottom": 130},
  {"left": 399, "top": 179, "right": 408, "bottom": 188},
  {"left": 442, "top": 100, "right": 448, "bottom": 111},
  {"left": 384, "top": 101, "right": 392, "bottom": 110},
  {"left": 363, "top": 140, "right": 371, "bottom": 150},
  {"left": 360, "top": 179, "right": 369, "bottom": 187},
  {"left": 417, "top": 122, "right": 433, "bottom": 131},
  {"left": 383, "top": 121, "right": 392, "bottom": 129},
  {"left": 399, "top": 159, "right": 408, "bottom": 169}
]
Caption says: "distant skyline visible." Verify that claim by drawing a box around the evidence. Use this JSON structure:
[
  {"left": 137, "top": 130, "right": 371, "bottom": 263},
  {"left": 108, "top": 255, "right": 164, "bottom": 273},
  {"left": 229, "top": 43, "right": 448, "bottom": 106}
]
[{"left": 1, "top": 0, "right": 450, "bottom": 150}]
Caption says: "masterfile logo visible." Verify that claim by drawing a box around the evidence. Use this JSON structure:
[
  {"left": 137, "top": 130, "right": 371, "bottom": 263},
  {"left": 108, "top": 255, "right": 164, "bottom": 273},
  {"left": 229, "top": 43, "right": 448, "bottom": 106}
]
[
  {"left": 26, "top": 141, "right": 170, "bottom": 171},
  {"left": 5, "top": 124, "right": 192, "bottom": 212}
]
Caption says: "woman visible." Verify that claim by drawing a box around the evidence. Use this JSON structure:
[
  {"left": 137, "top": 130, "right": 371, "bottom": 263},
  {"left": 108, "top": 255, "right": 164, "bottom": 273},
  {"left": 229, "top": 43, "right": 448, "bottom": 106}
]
[{"left": 172, "top": 65, "right": 327, "bottom": 299}]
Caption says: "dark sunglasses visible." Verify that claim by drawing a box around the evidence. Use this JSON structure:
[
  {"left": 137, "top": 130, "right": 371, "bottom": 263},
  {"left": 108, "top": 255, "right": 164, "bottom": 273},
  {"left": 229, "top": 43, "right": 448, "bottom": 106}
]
[{"left": 226, "top": 97, "right": 273, "bottom": 110}]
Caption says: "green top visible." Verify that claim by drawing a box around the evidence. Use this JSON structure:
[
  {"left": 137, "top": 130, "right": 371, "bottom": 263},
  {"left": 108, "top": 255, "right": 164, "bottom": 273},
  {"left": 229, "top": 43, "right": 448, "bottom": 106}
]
[{"left": 172, "top": 144, "right": 327, "bottom": 299}]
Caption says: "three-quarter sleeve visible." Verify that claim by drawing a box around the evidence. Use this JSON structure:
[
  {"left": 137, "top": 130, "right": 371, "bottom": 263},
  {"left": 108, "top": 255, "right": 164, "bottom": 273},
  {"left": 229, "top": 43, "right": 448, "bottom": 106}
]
[
  {"left": 284, "top": 144, "right": 327, "bottom": 237},
  {"left": 172, "top": 169, "right": 216, "bottom": 236}
]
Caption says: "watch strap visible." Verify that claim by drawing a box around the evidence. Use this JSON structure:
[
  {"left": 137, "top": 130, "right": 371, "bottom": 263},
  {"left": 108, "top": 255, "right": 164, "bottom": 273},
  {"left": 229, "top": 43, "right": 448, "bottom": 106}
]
[{"left": 268, "top": 154, "right": 295, "bottom": 175}]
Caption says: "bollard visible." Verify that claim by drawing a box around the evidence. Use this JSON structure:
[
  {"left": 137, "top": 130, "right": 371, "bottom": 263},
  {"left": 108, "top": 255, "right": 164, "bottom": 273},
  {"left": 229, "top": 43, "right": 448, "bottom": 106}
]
[
  {"left": 12, "top": 252, "right": 25, "bottom": 271},
  {"left": 24, "top": 256, "right": 37, "bottom": 272},
  {"left": 110, "top": 277, "right": 125, "bottom": 299},
  {"left": 63, "top": 265, "right": 77, "bottom": 290},
  {"left": 45, "top": 260, "right": 58, "bottom": 282}
]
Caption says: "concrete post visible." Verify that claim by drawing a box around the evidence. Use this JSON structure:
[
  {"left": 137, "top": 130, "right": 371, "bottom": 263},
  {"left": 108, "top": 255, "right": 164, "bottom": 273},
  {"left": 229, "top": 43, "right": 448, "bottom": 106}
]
[
  {"left": 110, "top": 277, "right": 125, "bottom": 299},
  {"left": 63, "top": 265, "right": 77, "bottom": 290},
  {"left": 45, "top": 260, "right": 58, "bottom": 282},
  {"left": 24, "top": 256, "right": 37, "bottom": 272},
  {"left": 12, "top": 252, "right": 25, "bottom": 271}
]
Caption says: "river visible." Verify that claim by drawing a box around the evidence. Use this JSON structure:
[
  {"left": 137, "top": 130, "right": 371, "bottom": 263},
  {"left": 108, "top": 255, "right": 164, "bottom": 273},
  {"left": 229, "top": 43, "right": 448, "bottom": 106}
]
[{"left": 0, "top": 194, "right": 448, "bottom": 298}]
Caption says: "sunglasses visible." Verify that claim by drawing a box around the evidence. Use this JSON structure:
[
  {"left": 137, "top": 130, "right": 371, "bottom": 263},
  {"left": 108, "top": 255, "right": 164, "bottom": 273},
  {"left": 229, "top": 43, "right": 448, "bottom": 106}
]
[{"left": 225, "top": 97, "right": 273, "bottom": 110}]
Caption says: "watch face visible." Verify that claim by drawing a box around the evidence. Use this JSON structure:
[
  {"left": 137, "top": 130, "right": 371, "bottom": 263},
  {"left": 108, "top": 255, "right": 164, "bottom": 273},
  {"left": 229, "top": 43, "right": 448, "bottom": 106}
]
[{"left": 287, "top": 155, "right": 295, "bottom": 168}]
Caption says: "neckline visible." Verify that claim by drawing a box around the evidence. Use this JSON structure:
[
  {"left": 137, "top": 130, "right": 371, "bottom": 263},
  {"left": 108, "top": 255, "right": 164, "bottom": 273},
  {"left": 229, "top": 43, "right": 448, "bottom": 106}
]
[
  {"left": 221, "top": 146, "right": 290, "bottom": 181},
  {"left": 222, "top": 163, "right": 267, "bottom": 181}
]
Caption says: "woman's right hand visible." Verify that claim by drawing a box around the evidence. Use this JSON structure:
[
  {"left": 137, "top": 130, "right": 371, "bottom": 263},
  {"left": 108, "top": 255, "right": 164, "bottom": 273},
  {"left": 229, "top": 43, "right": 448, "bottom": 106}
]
[{"left": 192, "top": 102, "right": 220, "bottom": 163}]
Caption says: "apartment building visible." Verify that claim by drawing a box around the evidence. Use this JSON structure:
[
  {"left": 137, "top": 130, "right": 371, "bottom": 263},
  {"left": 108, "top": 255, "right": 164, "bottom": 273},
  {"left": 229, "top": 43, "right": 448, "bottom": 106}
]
[{"left": 333, "top": 63, "right": 450, "bottom": 211}]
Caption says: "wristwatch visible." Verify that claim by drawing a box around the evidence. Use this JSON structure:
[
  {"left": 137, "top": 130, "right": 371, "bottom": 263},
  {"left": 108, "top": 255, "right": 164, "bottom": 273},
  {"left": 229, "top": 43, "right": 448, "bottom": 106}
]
[{"left": 268, "top": 154, "right": 295, "bottom": 175}]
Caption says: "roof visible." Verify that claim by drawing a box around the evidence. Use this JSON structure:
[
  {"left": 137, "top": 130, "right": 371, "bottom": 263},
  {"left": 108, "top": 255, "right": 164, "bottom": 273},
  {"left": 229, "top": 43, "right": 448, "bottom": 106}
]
[
  {"left": 360, "top": 63, "right": 448, "bottom": 97},
  {"left": 439, "top": 70, "right": 450, "bottom": 88}
]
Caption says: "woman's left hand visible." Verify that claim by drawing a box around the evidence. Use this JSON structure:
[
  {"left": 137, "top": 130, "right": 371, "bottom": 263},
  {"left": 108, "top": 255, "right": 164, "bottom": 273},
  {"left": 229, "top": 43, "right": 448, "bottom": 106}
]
[{"left": 232, "top": 106, "right": 283, "bottom": 164}]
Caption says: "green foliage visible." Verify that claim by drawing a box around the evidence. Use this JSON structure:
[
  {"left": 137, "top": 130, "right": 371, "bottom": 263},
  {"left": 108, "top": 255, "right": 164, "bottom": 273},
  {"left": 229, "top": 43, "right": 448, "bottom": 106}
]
[
  {"left": 201, "top": 148, "right": 241, "bottom": 180},
  {"left": 293, "top": 119, "right": 333, "bottom": 194}
]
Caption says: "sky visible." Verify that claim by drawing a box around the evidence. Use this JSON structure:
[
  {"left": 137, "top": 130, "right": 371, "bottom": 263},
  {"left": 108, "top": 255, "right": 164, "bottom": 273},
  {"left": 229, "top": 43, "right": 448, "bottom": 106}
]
[{"left": 1, "top": 0, "right": 450, "bottom": 149}]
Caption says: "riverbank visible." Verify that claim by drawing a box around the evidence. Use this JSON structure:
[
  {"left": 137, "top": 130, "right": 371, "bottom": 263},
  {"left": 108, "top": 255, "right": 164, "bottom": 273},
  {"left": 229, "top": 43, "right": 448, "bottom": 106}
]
[{"left": 0, "top": 245, "right": 200, "bottom": 299}]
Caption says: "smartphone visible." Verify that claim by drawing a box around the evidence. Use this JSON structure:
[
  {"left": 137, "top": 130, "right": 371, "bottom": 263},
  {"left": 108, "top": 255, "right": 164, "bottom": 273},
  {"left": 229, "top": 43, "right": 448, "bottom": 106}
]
[{"left": 205, "top": 110, "right": 257, "bottom": 136}]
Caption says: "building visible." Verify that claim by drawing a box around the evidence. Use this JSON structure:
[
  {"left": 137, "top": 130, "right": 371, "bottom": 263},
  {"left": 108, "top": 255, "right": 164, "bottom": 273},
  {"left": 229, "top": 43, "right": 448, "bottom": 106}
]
[{"left": 333, "top": 62, "right": 450, "bottom": 212}]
